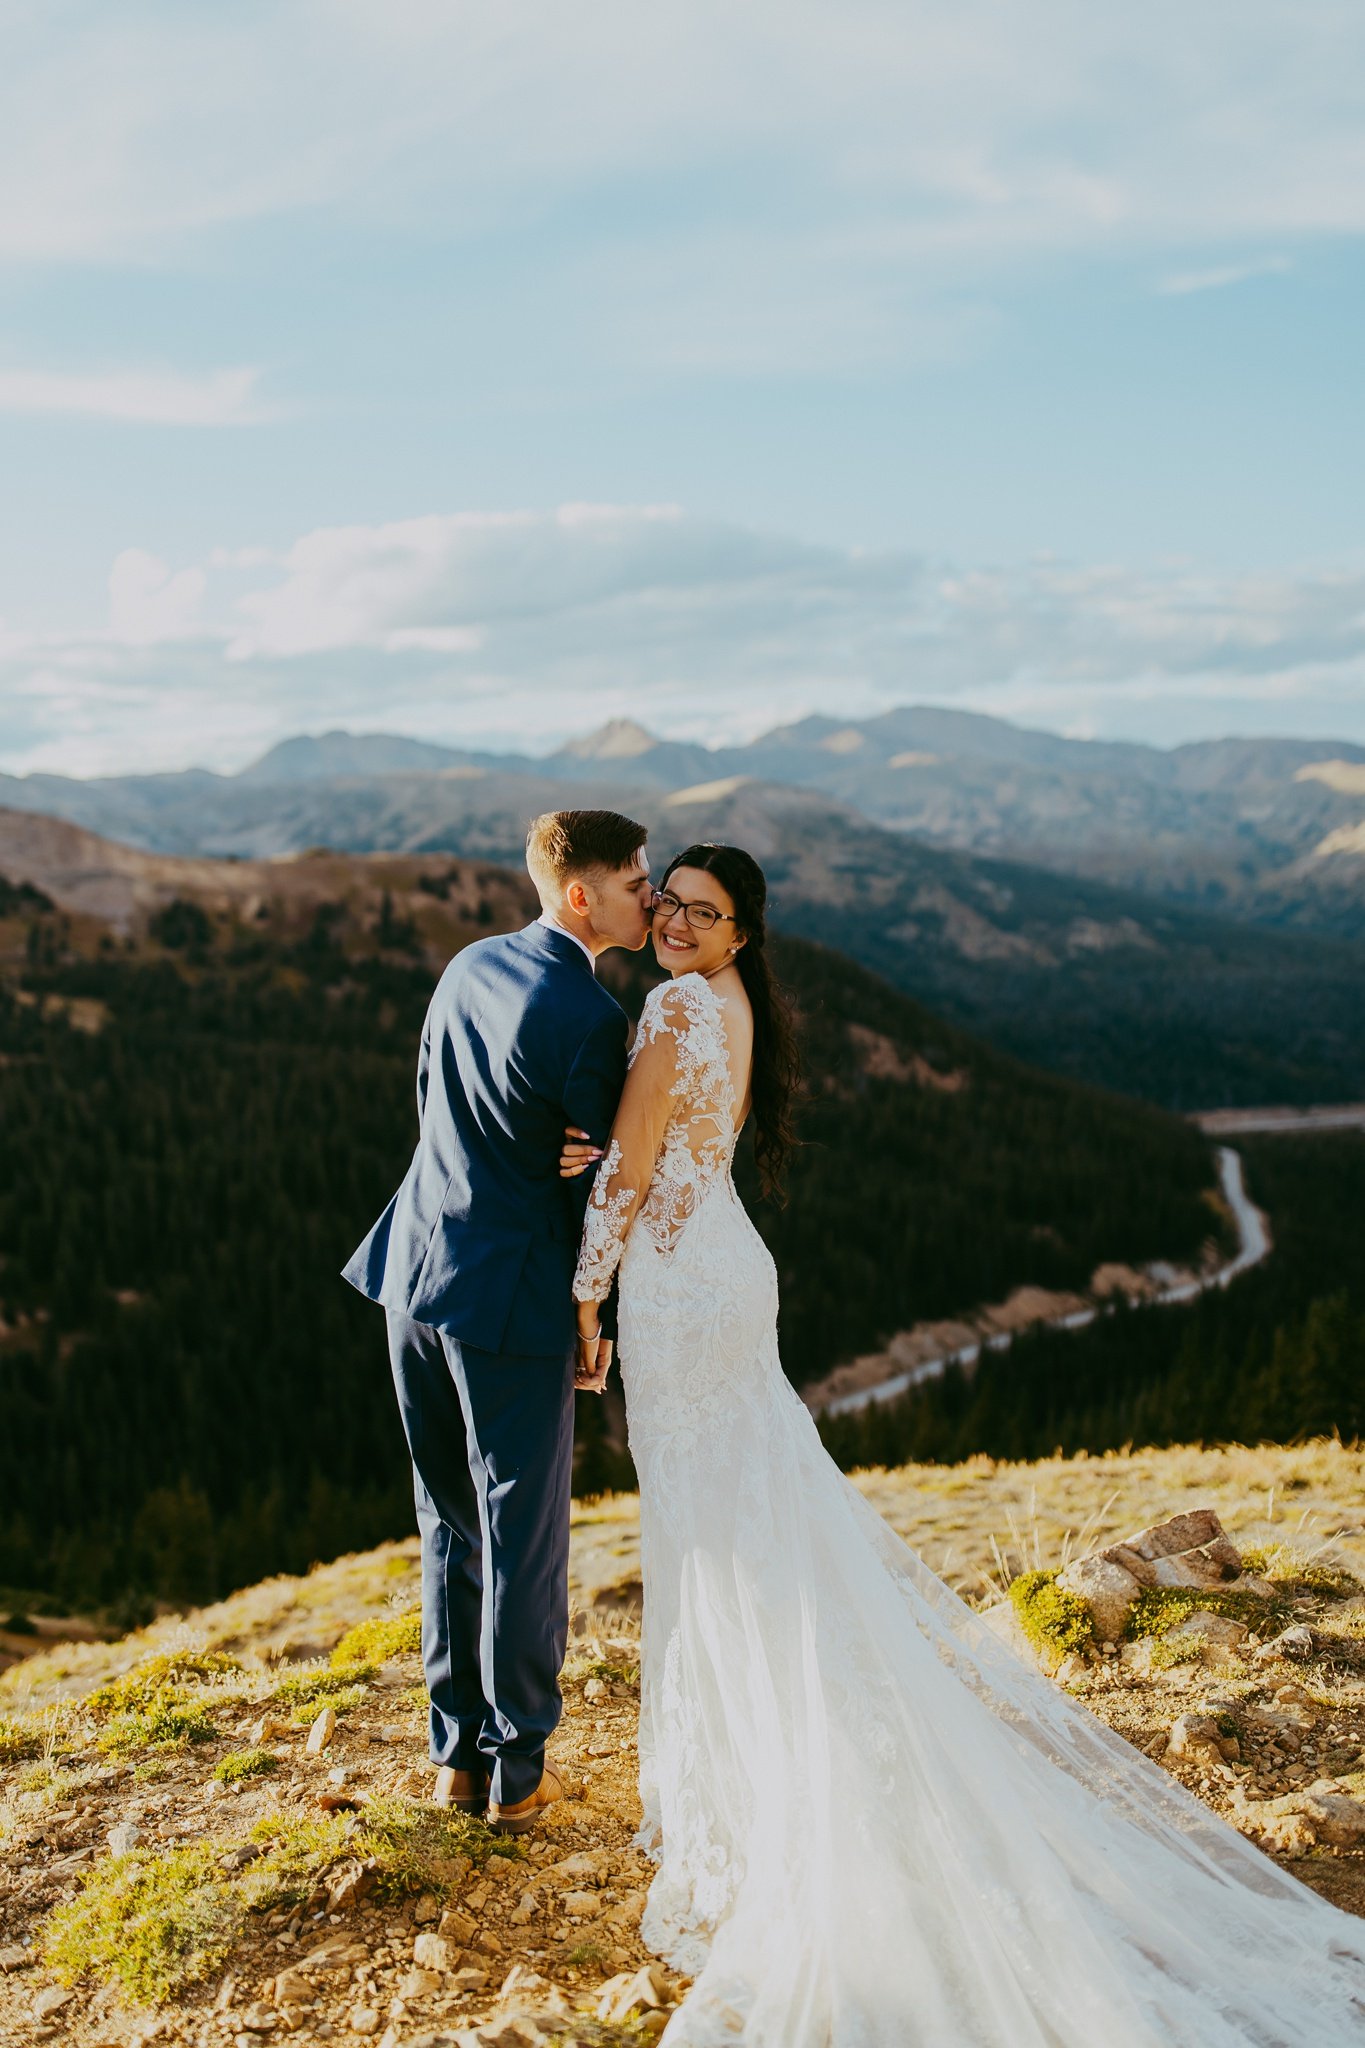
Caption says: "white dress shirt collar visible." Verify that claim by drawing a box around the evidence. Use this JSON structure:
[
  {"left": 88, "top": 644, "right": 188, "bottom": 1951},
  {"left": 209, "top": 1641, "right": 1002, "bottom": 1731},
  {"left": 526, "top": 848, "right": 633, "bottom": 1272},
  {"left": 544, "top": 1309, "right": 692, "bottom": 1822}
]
[{"left": 537, "top": 909, "right": 597, "bottom": 974}]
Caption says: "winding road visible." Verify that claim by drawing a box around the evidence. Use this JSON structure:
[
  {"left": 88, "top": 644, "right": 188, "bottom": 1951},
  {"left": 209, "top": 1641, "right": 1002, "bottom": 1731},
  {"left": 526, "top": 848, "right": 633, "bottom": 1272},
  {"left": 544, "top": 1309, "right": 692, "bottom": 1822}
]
[{"left": 819, "top": 1133, "right": 1297, "bottom": 1421}]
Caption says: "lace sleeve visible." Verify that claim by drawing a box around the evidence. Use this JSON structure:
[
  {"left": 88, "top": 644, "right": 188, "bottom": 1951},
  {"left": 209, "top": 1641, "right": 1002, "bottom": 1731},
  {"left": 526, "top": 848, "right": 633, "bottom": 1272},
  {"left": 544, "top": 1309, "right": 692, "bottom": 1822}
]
[{"left": 572, "top": 984, "right": 689, "bottom": 1303}]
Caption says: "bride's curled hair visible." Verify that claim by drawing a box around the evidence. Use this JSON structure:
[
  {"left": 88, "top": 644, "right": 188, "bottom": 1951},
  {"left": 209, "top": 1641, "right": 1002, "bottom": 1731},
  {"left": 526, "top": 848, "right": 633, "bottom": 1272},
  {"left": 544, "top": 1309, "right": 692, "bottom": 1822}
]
[{"left": 660, "top": 842, "right": 801, "bottom": 1202}]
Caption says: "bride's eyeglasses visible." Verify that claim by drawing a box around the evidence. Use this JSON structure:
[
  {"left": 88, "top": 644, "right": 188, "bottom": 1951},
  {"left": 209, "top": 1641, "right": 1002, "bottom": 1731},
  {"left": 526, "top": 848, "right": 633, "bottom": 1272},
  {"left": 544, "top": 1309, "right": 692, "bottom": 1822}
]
[{"left": 650, "top": 888, "right": 739, "bottom": 933}]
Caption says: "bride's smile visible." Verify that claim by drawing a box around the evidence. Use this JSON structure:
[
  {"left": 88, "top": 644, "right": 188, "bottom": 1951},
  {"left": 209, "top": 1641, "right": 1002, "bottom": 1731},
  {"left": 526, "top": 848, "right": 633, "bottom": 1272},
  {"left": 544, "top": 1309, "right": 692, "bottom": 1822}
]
[{"left": 650, "top": 866, "right": 747, "bottom": 982}]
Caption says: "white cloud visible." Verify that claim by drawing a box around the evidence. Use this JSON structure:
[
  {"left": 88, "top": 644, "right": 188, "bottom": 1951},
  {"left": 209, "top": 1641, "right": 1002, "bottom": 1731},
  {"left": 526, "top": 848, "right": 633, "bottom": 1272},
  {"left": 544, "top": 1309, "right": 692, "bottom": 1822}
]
[
  {"left": 3, "top": 505, "right": 1365, "bottom": 774},
  {"left": 107, "top": 550, "right": 207, "bottom": 644},
  {"left": 1158, "top": 256, "right": 1291, "bottom": 296},
  {"left": 0, "top": 363, "right": 269, "bottom": 424},
  {"left": 2, "top": 3, "right": 1364, "bottom": 311}
]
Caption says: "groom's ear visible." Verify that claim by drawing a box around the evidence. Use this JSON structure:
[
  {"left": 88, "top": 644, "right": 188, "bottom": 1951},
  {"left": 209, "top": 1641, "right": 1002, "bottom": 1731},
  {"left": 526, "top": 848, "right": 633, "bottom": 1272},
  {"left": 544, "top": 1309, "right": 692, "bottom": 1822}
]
[{"left": 565, "top": 877, "right": 592, "bottom": 918}]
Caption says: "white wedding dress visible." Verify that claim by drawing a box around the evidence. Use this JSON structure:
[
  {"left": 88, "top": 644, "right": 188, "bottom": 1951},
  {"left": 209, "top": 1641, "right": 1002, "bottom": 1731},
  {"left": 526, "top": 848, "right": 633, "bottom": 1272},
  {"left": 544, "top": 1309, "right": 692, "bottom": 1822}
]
[{"left": 572, "top": 973, "right": 1365, "bottom": 2047}]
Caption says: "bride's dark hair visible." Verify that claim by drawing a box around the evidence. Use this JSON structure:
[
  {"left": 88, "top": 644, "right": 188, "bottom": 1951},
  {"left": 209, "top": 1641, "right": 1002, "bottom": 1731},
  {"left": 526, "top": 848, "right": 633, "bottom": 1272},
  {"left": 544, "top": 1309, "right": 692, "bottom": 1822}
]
[{"left": 660, "top": 842, "right": 801, "bottom": 1202}]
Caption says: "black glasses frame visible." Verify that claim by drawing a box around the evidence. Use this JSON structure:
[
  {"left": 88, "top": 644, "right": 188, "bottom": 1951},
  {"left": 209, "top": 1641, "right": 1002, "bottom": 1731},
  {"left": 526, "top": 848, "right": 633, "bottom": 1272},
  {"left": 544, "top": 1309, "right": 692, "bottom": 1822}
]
[{"left": 651, "top": 888, "right": 739, "bottom": 934}]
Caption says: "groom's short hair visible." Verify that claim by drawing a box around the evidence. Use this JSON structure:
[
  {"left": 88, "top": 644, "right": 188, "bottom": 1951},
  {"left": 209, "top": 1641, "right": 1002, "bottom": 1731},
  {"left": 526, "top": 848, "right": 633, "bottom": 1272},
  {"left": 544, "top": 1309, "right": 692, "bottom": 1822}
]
[{"left": 525, "top": 809, "right": 649, "bottom": 898}]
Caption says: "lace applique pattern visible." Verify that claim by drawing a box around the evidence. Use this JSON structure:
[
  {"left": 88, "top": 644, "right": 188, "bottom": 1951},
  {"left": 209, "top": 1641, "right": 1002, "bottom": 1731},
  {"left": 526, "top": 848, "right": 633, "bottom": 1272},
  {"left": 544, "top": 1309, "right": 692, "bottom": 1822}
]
[
  {"left": 574, "top": 1138, "right": 636, "bottom": 1304},
  {"left": 572, "top": 975, "right": 736, "bottom": 1303}
]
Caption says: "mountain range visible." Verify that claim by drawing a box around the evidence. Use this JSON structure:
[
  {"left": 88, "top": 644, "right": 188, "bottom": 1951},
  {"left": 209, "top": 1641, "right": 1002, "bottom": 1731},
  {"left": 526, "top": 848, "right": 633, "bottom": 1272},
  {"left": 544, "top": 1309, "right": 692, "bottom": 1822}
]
[{"left": 7, "top": 704, "right": 1363, "bottom": 936}]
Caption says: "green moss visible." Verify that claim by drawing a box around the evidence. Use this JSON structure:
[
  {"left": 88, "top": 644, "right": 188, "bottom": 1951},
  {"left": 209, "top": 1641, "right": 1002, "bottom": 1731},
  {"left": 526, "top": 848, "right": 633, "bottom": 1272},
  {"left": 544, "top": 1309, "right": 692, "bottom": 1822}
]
[
  {"left": 214, "top": 1747, "right": 279, "bottom": 1785},
  {"left": 0, "top": 1713, "right": 41, "bottom": 1765},
  {"left": 131, "top": 1758, "right": 173, "bottom": 1784},
  {"left": 44, "top": 1842, "right": 242, "bottom": 2004},
  {"left": 330, "top": 1610, "right": 421, "bottom": 1669},
  {"left": 1240, "top": 1545, "right": 1362, "bottom": 1600},
  {"left": 270, "top": 1664, "right": 376, "bottom": 1713},
  {"left": 86, "top": 1650, "right": 243, "bottom": 1758},
  {"left": 87, "top": 1651, "right": 243, "bottom": 1717},
  {"left": 565, "top": 1940, "right": 607, "bottom": 1968},
  {"left": 239, "top": 1813, "right": 352, "bottom": 1909},
  {"left": 288, "top": 1684, "right": 368, "bottom": 1727},
  {"left": 1123, "top": 1584, "right": 1288, "bottom": 1642},
  {"left": 97, "top": 1695, "right": 217, "bottom": 1758},
  {"left": 1007, "top": 1570, "right": 1094, "bottom": 1659},
  {"left": 352, "top": 1792, "right": 525, "bottom": 1891}
]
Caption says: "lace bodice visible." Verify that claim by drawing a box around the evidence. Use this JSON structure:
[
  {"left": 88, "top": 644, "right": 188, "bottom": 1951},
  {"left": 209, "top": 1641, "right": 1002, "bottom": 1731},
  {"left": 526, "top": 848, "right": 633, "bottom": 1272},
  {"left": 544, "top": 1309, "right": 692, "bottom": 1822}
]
[{"left": 573, "top": 974, "right": 739, "bottom": 1304}]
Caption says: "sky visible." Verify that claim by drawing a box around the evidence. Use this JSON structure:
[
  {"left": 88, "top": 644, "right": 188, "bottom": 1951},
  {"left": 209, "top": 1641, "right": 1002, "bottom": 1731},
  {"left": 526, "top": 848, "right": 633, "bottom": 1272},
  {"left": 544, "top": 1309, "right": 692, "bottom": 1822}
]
[{"left": 2, "top": 0, "right": 1364, "bottom": 779}]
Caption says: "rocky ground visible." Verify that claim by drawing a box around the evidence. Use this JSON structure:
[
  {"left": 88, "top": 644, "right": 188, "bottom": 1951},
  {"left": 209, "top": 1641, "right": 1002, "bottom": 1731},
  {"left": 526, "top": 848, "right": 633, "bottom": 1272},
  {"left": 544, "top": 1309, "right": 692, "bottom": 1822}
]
[{"left": 2, "top": 1440, "right": 1363, "bottom": 2045}]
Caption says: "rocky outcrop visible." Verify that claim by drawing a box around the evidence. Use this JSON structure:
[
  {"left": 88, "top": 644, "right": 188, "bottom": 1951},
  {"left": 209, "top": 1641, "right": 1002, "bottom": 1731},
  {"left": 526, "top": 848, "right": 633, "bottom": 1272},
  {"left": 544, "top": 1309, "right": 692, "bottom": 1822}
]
[{"left": 1057, "top": 1509, "right": 1271, "bottom": 1642}]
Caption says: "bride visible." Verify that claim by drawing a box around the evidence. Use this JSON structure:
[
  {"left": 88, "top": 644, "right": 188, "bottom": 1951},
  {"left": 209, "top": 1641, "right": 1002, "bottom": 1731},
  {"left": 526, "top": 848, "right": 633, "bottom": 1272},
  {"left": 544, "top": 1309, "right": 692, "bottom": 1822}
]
[{"left": 564, "top": 841, "right": 1365, "bottom": 2046}]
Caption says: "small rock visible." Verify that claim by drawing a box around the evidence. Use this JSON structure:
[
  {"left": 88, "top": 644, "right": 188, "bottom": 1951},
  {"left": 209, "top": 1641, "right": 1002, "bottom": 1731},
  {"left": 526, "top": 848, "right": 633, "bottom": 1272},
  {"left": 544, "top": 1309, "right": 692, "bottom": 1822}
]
[
  {"left": 219, "top": 1843, "right": 265, "bottom": 1873},
  {"left": 106, "top": 1820, "right": 142, "bottom": 1857},
  {"left": 1254, "top": 1625, "right": 1318, "bottom": 1662},
  {"left": 564, "top": 1889, "right": 601, "bottom": 1917},
  {"left": 349, "top": 2009, "right": 381, "bottom": 2036},
  {"left": 0, "top": 1947, "right": 33, "bottom": 1973},
  {"left": 397, "top": 1967, "right": 442, "bottom": 2000},
  {"left": 597, "top": 1963, "right": 671, "bottom": 2024},
  {"left": 412, "top": 1891, "right": 441, "bottom": 1924},
  {"left": 584, "top": 1678, "right": 607, "bottom": 1702},
  {"left": 238, "top": 2003, "right": 280, "bottom": 2033},
  {"left": 1164, "top": 1611, "right": 1249, "bottom": 1655},
  {"left": 1167, "top": 1714, "right": 1235, "bottom": 1764},
  {"left": 1053, "top": 1654, "right": 1089, "bottom": 1686},
  {"left": 439, "top": 1906, "right": 477, "bottom": 1943},
  {"left": 33, "top": 1987, "right": 74, "bottom": 2020},
  {"left": 327, "top": 1860, "right": 378, "bottom": 1912},
  {"left": 306, "top": 1707, "right": 338, "bottom": 1755},
  {"left": 586, "top": 1739, "right": 616, "bottom": 1757},
  {"left": 476, "top": 1929, "right": 504, "bottom": 1955},
  {"left": 274, "top": 1970, "right": 311, "bottom": 2007},
  {"left": 450, "top": 1966, "right": 491, "bottom": 1991},
  {"left": 250, "top": 1716, "right": 291, "bottom": 1746},
  {"left": 412, "top": 1932, "right": 458, "bottom": 1972}
]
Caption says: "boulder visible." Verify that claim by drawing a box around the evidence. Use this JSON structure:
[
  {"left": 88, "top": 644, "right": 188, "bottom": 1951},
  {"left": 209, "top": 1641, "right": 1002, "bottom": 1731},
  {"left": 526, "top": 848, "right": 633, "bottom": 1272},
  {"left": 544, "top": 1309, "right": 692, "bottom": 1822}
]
[
  {"left": 1055, "top": 1555, "right": 1142, "bottom": 1643},
  {"left": 1055, "top": 1510, "right": 1272, "bottom": 1643},
  {"left": 1258, "top": 1811, "right": 1318, "bottom": 1856},
  {"left": 1297, "top": 1787, "right": 1365, "bottom": 1848}
]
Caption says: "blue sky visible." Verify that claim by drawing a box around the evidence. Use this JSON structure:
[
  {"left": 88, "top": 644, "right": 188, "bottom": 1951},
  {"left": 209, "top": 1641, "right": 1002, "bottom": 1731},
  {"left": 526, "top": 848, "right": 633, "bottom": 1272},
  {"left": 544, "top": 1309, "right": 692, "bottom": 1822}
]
[{"left": 2, "top": 1, "right": 1364, "bottom": 776}]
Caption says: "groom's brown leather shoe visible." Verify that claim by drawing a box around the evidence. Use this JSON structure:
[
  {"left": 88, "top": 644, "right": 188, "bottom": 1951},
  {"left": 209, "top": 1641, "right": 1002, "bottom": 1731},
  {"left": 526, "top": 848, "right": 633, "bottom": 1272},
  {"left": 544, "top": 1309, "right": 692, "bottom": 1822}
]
[
  {"left": 488, "top": 1762, "right": 569, "bottom": 1835},
  {"left": 433, "top": 1765, "right": 488, "bottom": 1816}
]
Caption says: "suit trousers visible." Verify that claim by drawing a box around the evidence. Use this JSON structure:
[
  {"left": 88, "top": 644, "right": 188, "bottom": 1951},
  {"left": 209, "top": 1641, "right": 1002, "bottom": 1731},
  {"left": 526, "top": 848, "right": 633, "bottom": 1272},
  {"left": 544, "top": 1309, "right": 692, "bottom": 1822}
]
[{"left": 385, "top": 1311, "right": 575, "bottom": 1806}]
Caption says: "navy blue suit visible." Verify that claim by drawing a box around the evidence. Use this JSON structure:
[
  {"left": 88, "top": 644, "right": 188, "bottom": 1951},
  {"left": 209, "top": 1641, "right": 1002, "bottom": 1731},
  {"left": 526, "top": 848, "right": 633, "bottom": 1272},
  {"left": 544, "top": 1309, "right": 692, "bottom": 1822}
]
[{"left": 343, "top": 921, "right": 628, "bottom": 1801}]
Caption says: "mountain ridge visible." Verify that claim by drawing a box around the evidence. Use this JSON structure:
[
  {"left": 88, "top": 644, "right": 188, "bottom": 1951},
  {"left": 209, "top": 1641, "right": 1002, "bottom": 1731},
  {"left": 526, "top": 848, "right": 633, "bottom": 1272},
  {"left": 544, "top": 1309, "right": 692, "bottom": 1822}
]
[{"left": 6, "top": 701, "right": 1364, "bottom": 937}]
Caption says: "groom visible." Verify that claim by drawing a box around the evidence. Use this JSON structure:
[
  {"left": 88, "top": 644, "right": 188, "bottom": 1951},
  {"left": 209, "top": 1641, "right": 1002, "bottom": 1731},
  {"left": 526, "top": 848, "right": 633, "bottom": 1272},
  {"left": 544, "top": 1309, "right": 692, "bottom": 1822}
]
[{"left": 343, "top": 809, "right": 652, "bottom": 1830}]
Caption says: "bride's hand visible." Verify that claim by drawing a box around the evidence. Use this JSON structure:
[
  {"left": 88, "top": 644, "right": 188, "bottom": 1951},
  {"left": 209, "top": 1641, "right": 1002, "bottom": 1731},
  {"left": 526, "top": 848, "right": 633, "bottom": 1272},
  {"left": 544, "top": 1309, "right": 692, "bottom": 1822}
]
[
  {"left": 574, "top": 1298, "right": 613, "bottom": 1393},
  {"left": 560, "top": 1125, "right": 603, "bottom": 1178}
]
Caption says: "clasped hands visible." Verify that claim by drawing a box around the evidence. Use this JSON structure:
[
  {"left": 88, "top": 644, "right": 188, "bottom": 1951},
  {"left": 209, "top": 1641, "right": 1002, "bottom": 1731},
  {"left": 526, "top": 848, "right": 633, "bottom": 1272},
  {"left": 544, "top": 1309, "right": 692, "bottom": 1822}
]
[{"left": 575, "top": 1300, "right": 613, "bottom": 1395}]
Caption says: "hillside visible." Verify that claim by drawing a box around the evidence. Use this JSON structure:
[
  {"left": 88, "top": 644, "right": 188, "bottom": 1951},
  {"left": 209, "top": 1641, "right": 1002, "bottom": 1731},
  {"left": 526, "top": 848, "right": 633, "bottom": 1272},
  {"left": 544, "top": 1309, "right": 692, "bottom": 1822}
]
[
  {"left": 0, "top": 823, "right": 1223, "bottom": 1611},
  {"left": 1, "top": 1442, "right": 1362, "bottom": 2045},
  {"left": 7, "top": 778, "right": 1365, "bottom": 1110}
]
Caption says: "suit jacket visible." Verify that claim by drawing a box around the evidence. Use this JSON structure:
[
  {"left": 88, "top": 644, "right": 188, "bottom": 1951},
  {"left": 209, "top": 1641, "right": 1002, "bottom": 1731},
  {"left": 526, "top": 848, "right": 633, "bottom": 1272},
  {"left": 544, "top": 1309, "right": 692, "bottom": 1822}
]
[{"left": 343, "top": 921, "right": 628, "bottom": 1355}]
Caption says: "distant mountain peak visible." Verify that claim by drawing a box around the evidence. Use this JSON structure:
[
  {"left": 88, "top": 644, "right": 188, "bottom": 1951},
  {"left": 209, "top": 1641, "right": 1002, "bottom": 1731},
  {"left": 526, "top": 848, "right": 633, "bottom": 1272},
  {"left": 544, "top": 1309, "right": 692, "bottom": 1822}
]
[{"left": 560, "top": 718, "right": 664, "bottom": 760}]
